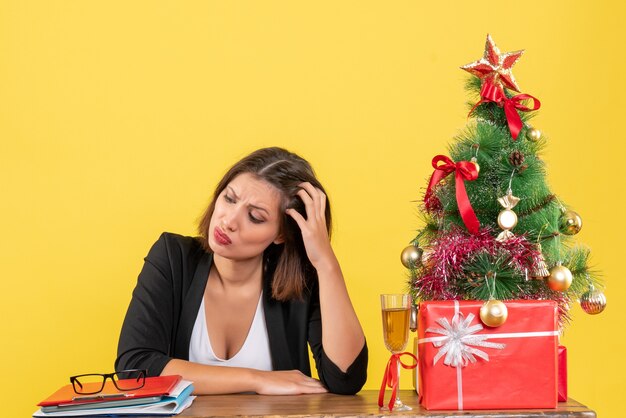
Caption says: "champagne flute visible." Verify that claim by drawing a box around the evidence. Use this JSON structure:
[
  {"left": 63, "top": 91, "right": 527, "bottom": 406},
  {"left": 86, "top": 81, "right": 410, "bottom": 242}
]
[{"left": 380, "top": 293, "right": 411, "bottom": 411}]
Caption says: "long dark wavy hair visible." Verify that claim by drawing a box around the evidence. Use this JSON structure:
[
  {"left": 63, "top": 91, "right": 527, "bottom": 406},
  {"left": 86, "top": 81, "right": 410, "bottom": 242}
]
[{"left": 197, "top": 147, "right": 331, "bottom": 301}]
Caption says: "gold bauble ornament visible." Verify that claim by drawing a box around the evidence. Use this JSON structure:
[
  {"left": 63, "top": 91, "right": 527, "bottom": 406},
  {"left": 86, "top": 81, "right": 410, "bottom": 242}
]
[
  {"left": 526, "top": 127, "right": 542, "bottom": 142},
  {"left": 401, "top": 245, "right": 423, "bottom": 269},
  {"left": 547, "top": 264, "right": 573, "bottom": 291},
  {"left": 580, "top": 285, "right": 607, "bottom": 315},
  {"left": 497, "top": 209, "right": 518, "bottom": 230},
  {"left": 560, "top": 210, "right": 583, "bottom": 235},
  {"left": 480, "top": 299, "right": 508, "bottom": 327},
  {"left": 470, "top": 157, "right": 480, "bottom": 175}
]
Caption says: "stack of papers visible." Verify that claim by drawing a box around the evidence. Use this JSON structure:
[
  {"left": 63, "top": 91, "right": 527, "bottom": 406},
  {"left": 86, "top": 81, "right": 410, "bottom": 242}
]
[{"left": 33, "top": 375, "right": 195, "bottom": 417}]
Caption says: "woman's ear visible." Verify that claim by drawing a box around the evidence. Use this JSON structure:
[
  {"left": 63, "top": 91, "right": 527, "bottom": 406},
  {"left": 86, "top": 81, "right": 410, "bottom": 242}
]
[{"left": 273, "top": 234, "right": 285, "bottom": 245}]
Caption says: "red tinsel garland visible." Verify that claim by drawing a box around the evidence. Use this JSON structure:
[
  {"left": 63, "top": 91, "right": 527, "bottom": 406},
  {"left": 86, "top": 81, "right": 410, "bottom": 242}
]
[
  {"left": 413, "top": 226, "right": 571, "bottom": 324},
  {"left": 414, "top": 227, "right": 539, "bottom": 299}
]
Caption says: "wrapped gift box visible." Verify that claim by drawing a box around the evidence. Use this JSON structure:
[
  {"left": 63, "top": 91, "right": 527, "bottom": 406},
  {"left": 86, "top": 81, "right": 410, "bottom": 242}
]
[
  {"left": 558, "top": 345, "right": 568, "bottom": 402},
  {"left": 416, "top": 300, "right": 558, "bottom": 410}
]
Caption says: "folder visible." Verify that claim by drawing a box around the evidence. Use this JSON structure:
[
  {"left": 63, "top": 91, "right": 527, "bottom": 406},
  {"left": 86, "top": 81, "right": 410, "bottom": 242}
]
[{"left": 38, "top": 375, "right": 182, "bottom": 408}]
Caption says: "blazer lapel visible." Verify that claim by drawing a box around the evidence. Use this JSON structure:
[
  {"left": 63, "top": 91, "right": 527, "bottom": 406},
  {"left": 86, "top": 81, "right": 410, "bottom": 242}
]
[
  {"left": 174, "top": 252, "right": 212, "bottom": 359},
  {"left": 263, "top": 277, "right": 293, "bottom": 370}
]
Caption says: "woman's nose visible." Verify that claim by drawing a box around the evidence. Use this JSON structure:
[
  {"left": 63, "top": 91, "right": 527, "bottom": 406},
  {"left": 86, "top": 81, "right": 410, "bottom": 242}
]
[
  {"left": 222, "top": 212, "right": 239, "bottom": 231},
  {"left": 222, "top": 218, "right": 235, "bottom": 231}
]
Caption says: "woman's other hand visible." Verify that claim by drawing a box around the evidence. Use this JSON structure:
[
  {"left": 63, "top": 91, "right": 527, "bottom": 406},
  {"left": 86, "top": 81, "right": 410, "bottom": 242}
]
[{"left": 253, "top": 370, "right": 328, "bottom": 395}]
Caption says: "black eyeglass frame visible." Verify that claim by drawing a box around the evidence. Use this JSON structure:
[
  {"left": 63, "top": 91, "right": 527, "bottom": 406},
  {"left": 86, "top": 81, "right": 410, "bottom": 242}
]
[{"left": 69, "top": 369, "right": 147, "bottom": 395}]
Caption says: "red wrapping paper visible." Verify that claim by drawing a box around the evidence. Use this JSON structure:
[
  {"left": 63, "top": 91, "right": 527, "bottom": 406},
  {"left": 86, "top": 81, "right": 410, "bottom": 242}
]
[
  {"left": 558, "top": 345, "right": 568, "bottom": 402},
  {"left": 417, "top": 300, "right": 558, "bottom": 410}
]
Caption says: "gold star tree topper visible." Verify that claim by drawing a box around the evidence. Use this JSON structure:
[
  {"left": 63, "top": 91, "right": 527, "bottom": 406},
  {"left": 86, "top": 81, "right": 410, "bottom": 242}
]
[{"left": 461, "top": 34, "right": 524, "bottom": 93}]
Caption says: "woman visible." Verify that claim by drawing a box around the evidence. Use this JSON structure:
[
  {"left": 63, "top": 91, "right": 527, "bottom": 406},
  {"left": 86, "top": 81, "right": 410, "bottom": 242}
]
[{"left": 115, "top": 147, "right": 367, "bottom": 395}]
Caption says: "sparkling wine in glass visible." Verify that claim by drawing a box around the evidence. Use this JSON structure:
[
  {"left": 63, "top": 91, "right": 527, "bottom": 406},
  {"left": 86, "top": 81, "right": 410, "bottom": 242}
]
[{"left": 380, "top": 293, "right": 411, "bottom": 411}]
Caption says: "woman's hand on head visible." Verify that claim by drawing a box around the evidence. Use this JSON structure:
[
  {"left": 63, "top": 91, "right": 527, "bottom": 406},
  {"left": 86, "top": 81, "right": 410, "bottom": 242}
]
[
  {"left": 252, "top": 370, "right": 328, "bottom": 395},
  {"left": 285, "top": 182, "right": 336, "bottom": 270}
]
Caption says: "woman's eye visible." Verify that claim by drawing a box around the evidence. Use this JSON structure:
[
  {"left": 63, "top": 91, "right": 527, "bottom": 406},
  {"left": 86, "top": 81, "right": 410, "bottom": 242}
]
[
  {"left": 249, "top": 213, "right": 264, "bottom": 224},
  {"left": 224, "top": 194, "right": 235, "bottom": 203}
]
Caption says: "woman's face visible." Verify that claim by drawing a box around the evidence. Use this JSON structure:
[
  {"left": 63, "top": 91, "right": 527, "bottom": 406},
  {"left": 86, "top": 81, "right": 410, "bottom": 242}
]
[{"left": 208, "top": 172, "right": 284, "bottom": 261}]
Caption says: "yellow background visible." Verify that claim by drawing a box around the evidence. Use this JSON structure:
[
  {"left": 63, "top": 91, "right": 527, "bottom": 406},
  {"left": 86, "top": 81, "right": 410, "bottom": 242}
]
[{"left": 2, "top": 1, "right": 624, "bottom": 416}]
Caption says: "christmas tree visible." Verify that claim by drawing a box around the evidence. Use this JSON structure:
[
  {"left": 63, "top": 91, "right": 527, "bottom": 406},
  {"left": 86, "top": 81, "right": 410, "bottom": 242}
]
[{"left": 403, "top": 34, "right": 606, "bottom": 327}]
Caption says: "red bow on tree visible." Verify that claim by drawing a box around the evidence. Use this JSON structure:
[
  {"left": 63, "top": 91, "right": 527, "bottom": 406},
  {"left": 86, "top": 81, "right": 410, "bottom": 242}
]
[
  {"left": 471, "top": 80, "right": 541, "bottom": 140},
  {"left": 502, "top": 93, "right": 541, "bottom": 139},
  {"left": 424, "top": 155, "right": 480, "bottom": 235}
]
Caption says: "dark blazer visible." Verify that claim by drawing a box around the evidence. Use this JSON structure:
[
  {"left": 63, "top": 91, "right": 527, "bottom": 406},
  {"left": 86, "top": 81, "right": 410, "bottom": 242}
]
[{"left": 115, "top": 232, "right": 368, "bottom": 395}]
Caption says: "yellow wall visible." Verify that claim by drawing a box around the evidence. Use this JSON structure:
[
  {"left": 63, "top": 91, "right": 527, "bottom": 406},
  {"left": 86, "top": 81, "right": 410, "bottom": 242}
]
[{"left": 2, "top": 1, "right": 624, "bottom": 416}]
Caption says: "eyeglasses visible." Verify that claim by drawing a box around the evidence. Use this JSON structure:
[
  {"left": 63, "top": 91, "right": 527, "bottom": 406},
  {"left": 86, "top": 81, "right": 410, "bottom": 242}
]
[{"left": 70, "top": 369, "right": 147, "bottom": 395}]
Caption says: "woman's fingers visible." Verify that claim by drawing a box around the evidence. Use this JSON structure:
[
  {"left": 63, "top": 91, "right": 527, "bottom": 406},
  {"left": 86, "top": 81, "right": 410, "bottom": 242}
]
[
  {"left": 290, "top": 373, "right": 327, "bottom": 393},
  {"left": 287, "top": 183, "right": 332, "bottom": 268},
  {"left": 301, "top": 385, "right": 329, "bottom": 394},
  {"left": 296, "top": 188, "right": 314, "bottom": 221},
  {"left": 286, "top": 208, "right": 306, "bottom": 229},
  {"left": 254, "top": 370, "right": 328, "bottom": 395},
  {"left": 298, "top": 183, "right": 325, "bottom": 220},
  {"left": 319, "top": 191, "right": 327, "bottom": 222}
]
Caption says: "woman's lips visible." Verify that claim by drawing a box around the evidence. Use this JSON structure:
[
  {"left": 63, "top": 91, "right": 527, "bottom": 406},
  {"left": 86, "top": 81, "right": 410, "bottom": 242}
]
[{"left": 213, "top": 227, "right": 232, "bottom": 245}]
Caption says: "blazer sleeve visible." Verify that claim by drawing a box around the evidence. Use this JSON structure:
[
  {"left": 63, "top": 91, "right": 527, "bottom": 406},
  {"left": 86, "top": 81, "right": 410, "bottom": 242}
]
[
  {"left": 115, "top": 233, "right": 177, "bottom": 376},
  {"left": 307, "top": 282, "right": 368, "bottom": 395}
]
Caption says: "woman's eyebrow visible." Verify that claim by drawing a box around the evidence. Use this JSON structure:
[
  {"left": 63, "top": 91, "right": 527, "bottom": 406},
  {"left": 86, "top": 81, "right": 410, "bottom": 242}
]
[
  {"left": 227, "top": 186, "right": 270, "bottom": 215},
  {"left": 226, "top": 186, "right": 238, "bottom": 198},
  {"left": 249, "top": 204, "right": 269, "bottom": 215}
]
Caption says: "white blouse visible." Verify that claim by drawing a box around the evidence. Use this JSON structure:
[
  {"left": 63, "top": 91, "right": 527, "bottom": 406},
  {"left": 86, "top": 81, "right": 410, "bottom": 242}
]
[{"left": 188, "top": 293, "right": 273, "bottom": 371}]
